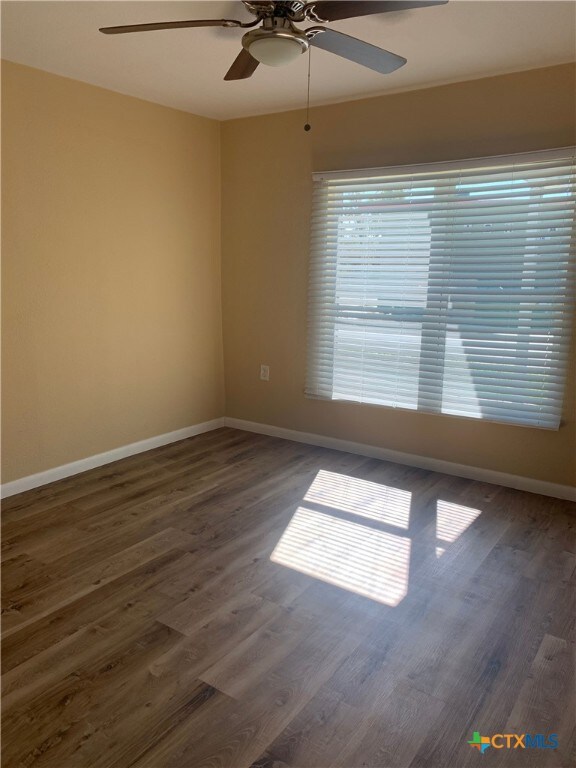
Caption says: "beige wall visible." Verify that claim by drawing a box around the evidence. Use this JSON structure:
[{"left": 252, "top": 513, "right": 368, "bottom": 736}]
[
  {"left": 2, "top": 61, "right": 575, "bottom": 488},
  {"left": 1, "top": 61, "right": 224, "bottom": 483},
  {"left": 222, "top": 64, "right": 576, "bottom": 487}
]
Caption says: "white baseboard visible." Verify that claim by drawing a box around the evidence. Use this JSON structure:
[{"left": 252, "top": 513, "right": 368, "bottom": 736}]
[
  {"left": 3, "top": 415, "right": 574, "bottom": 502},
  {"left": 0, "top": 418, "right": 226, "bottom": 499},
  {"left": 223, "top": 417, "right": 576, "bottom": 502}
]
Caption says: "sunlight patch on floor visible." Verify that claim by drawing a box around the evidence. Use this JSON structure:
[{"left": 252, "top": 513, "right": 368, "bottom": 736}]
[
  {"left": 271, "top": 506, "right": 411, "bottom": 606},
  {"left": 436, "top": 546, "right": 447, "bottom": 558},
  {"left": 304, "top": 469, "right": 412, "bottom": 528},
  {"left": 436, "top": 500, "right": 482, "bottom": 544},
  {"left": 272, "top": 472, "right": 484, "bottom": 604}
]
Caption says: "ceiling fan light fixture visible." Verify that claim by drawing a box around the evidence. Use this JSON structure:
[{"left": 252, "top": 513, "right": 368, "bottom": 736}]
[
  {"left": 242, "top": 18, "right": 309, "bottom": 67},
  {"left": 247, "top": 35, "right": 306, "bottom": 66},
  {"left": 98, "top": 0, "right": 446, "bottom": 80}
]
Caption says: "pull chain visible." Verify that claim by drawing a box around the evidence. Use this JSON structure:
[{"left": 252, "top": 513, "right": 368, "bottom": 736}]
[{"left": 304, "top": 46, "right": 312, "bottom": 132}]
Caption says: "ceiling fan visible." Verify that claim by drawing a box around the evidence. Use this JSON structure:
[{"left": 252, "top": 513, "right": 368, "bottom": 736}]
[{"left": 99, "top": 1, "right": 447, "bottom": 80}]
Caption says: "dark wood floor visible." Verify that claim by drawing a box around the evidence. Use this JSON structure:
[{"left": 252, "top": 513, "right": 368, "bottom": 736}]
[{"left": 2, "top": 428, "right": 575, "bottom": 768}]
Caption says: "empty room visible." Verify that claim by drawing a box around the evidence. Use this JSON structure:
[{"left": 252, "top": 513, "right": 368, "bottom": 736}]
[{"left": 1, "top": 1, "right": 575, "bottom": 766}]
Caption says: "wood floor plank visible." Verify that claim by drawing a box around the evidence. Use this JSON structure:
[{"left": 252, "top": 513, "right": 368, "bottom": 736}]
[
  {"left": 1, "top": 587, "right": 182, "bottom": 711},
  {"left": 502, "top": 634, "right": 575, "bottom": 767},
  {"left": 2, "top": 621, "right": 182, "bottom": 768},
  {"left": 101, "top": 681, "right": 224, "bottom": 768},
  {"left": 2, "top": 528, "right": 195, "bottom": 636},
  {"left": 250, "top": 686, "right": 364, "bottom": 768},
  {"left": 198, "top": 609, "right": 311, "bottom": 699},
  {"left": 334, "top": 681, "right": 447, "bottom": 768},
  {"left": 2, "top": 549, "right": 188, "bottom": 673},
  {"left": 131, "top": 619, "right": 364, "bottom": 768},
  {"left": 2, "top": 428, "right": 574, "bottom": 768}
]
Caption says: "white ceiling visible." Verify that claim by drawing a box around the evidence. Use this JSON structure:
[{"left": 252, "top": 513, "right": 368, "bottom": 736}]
[{"left": 2, "top": 1, "right": 575, "bottom": 120}]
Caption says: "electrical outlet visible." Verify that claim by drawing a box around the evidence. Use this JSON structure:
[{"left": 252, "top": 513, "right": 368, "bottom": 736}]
[{"left": 260, "top": 364, "right": 270, "bottom": 381}]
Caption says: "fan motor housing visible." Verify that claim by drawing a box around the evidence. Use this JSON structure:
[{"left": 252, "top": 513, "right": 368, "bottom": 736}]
[{"left": 243, "top": 1, "right": 307, "bottom": 20}]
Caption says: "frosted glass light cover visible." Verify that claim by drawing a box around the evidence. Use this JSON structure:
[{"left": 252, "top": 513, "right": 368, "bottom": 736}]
[{"left": 248, "top": 36, "right": 304, "bottom": 66}]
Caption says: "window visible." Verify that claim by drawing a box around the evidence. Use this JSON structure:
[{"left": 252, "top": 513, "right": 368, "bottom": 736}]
[{"left": 306, "top": 149, "right": 576, "bottom": 429}]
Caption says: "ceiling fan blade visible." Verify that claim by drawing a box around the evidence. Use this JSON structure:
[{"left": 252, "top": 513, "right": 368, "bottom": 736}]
[
  {"left": 305, "top": 1, "right": 447, "bottom": 22},
  {"left": 99, "top": 19, "right": 244, "bottom": 35},
  {"left": 308, "top": 28, "right": 406, "bottom": 74},
  {"left": 224, "top": 49, "right": 260, "bottom": 81}
]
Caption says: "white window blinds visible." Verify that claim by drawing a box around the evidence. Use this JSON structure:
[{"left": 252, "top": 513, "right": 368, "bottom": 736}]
[{"left": 306, "top": 148, "right": 576, "bottom": 429}]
